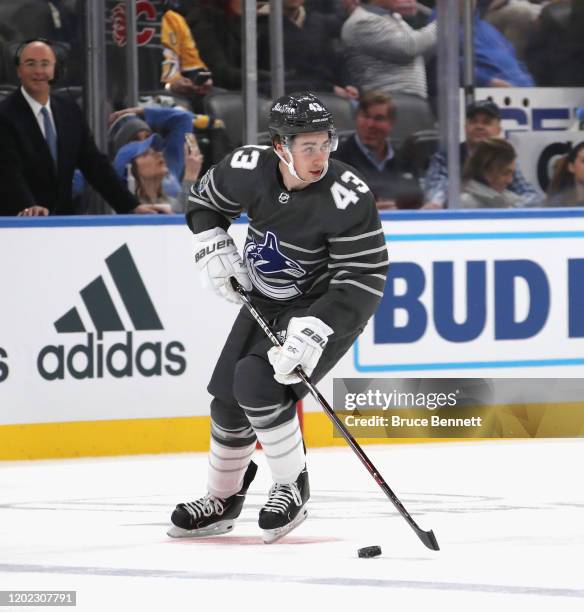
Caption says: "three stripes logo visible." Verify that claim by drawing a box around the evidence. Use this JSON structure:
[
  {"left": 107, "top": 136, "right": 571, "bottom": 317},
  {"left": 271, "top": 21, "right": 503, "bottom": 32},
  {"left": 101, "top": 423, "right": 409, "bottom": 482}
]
[
  {"left": 37, "top": 244, "right": 186, "bottom": 381},
  {"left": 54, "top": 243, "right": 163, "bottom": 334}
]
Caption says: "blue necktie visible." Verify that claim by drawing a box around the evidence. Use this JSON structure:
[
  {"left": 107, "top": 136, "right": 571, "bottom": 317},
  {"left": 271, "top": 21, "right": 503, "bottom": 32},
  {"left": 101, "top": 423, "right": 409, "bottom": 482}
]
[{"left": 40, "top": 106, "right": 58, "bottom": 167}]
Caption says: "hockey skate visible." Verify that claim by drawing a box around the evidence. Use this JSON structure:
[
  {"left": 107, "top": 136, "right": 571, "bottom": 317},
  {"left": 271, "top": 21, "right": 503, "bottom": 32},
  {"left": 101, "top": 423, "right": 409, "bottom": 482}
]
[
  {"left": 258, "top": 466, "right": 309, "bottom": 544},
  {"left": 167, "top": 461, "right": 258, "bottom": 538}
]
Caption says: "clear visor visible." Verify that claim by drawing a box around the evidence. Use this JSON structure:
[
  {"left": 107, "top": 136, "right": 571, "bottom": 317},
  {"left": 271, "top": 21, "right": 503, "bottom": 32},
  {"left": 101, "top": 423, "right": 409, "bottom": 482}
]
[{"left": 283, "top": 130, "right": 338, "bottom": 156}]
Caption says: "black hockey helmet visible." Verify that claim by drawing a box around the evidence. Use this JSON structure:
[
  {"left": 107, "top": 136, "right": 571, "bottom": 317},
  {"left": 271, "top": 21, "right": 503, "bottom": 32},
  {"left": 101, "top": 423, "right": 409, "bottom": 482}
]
[{"left": 269, "top": 91, "right": 335, "bottom": 139}]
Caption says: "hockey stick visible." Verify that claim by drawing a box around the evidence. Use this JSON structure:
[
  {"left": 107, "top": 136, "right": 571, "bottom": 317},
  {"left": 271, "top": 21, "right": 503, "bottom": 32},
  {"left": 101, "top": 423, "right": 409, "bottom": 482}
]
[{"left": 230, "top": 278, "right": 440, "bottom": 551}]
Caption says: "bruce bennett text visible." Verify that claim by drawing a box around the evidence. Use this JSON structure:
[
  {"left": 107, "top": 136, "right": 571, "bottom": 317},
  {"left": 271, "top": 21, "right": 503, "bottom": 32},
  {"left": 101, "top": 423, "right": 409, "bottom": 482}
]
[{"left": 342, "top": 415, "right": 483, "bottom": 428}]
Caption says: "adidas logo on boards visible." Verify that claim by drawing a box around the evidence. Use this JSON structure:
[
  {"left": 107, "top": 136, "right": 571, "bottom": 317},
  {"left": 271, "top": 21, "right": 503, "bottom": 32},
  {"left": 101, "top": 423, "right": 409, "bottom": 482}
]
[
  {"left": 0, "top": 347, "right": 8, "bottom": 383},
  {"left": 37, "top": 244, "right": 187, "bottom": 381}
]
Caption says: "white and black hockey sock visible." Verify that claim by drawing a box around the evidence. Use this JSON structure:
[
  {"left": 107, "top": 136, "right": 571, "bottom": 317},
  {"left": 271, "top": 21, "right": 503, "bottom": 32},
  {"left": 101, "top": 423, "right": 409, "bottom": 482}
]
[
  {"left": 241, "top": 400, "right": 305, "bottom": 484},
  {"left": 207, "top": 436, "right": 257, "bottom": 499}
]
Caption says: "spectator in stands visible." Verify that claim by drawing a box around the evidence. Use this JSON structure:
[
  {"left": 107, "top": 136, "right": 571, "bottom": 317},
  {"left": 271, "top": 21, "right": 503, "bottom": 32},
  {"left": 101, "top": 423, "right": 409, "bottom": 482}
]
[
  {"left": 526, "top": 0, "right": 584, "bottom": 87},
  {"left": 113, "top": 133, "right": 202, "bottom": 213},
  {"left": 546, "top": 141, "right": 584, "bottom": 207},
  {"left": 186, "top": 0, "right": 271, "bottom": 92},
  {"left": 424, "top": 100, "right": 542, "bottom": 208},
  {"left": 161, "top": 2, "right": 213, "bottom": 113},
  {"left": 0, "top": 40, "right": 160, "bottom": 216},
  {"left": 482, "top": 0, "right": 542, "bottom": 62},
  {"left": 333, "top": 90, "right": 422, "bottom": 208},
  {"left": 341, "top": 0, "right": 437, "bottom": 99},
  {"left": 274, "top": 0, "right": 358, "bottom": 98},
  {"left": 108, "top": 104, "right": 197, "bottom": 199},
  {"left": 470, "top": 0, "right": 535, "bottom": 87},
  {"left": 460, "top": 138, "right": 522, "bottom": 208}
]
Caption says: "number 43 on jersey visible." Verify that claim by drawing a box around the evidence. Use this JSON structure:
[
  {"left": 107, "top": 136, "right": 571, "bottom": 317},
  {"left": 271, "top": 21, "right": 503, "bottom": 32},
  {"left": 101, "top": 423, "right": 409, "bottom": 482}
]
[{"left": 330, "top": 171, "right": 369, "bottom": 210}]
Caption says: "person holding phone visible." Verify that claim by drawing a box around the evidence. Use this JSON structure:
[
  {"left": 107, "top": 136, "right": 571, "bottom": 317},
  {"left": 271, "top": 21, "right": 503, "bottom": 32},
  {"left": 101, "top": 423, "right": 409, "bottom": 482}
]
[
  {"left": 113, "top": 133, "right": 203, "bottom": 213},
  {"left": 109, "top": 105, "right": 204, "bottom": 200},
  {"left": 185, "top": 1, "right": 272, "bottom": 92},
  {"left": 161, "top": 4, "right": 213, "bottom": 111}
]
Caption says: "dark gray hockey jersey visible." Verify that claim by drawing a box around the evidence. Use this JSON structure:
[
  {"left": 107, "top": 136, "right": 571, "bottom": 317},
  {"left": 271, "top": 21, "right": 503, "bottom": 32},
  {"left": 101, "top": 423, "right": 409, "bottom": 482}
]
[{"left": 186, "top": 145, "right": 389, "bottom": 338}]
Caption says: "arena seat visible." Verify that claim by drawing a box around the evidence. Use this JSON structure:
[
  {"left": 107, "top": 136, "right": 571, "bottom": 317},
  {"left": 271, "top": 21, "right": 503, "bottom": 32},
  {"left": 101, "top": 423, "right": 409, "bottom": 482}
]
[
  {"left": 204, "top": 91, "right": 272, "bottom": 148},
  {"left": 390, "top": 92, "right": 436, "bottom": 151},
  {"left": 309, "top": 91, "right": 355, "bottom": 134},
  {"left": 0, "top": 84, "right": 16, "bottom": 102},
  {"left": 400, "top": 128, "right": 440, "bottom": 176}
]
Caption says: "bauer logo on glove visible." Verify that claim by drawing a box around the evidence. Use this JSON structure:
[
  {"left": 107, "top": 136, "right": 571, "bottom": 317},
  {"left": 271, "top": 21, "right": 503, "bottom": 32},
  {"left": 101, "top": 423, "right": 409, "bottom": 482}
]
[
  {"left": 193, "top": 227, "right": 252, "bottom": 304},
  {"left": 268, "top": 316, "right": 333, "bottom": 385},
  {"left": 300, "top": 326, "right": 327, "bottom": 349},
  {"left": 194, "top": 238, "right": 235, "bottom": 264}
]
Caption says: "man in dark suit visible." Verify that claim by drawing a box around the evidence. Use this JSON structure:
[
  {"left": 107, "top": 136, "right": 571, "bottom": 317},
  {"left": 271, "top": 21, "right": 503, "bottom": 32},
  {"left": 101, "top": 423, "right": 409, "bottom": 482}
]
[
  {"left": 332, "top": 90, "right": 423, "bottom": 209},
  {"left": 0, "top": 39, "right": 167, "bottom": 216}
]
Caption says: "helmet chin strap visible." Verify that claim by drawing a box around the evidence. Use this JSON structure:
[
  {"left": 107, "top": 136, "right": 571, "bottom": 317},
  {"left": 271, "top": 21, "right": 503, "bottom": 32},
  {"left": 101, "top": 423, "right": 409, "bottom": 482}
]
[{"left": 276, "top": 144, "right": 329, "bottom": 184}]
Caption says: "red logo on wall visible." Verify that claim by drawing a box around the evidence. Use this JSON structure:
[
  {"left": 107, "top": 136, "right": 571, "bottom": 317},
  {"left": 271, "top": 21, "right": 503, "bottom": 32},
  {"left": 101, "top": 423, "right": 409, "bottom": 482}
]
[{"left": 112, "top": 0, "right": 157, "bottom": 47}]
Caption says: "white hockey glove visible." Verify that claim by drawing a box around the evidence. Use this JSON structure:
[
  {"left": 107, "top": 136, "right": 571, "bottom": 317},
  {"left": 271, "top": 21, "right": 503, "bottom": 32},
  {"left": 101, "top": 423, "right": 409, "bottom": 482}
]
[
  {"left": 193, "top": 227, "right": 252, "bottom": 304},
  {"left": 267, "top": 316, "right": 333, "bottom": 385}
]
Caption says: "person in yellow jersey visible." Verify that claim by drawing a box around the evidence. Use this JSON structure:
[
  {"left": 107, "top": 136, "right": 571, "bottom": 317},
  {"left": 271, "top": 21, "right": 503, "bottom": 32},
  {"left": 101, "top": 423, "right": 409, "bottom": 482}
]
[{"left": 160, "top": 1, "right": 213, "bottom": 104}]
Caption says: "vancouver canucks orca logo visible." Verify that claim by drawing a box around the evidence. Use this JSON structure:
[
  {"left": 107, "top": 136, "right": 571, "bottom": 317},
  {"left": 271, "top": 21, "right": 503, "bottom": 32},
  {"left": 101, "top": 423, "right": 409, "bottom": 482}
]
[{"left": 244, "top": 231, "right": 306, "bottom": 300}]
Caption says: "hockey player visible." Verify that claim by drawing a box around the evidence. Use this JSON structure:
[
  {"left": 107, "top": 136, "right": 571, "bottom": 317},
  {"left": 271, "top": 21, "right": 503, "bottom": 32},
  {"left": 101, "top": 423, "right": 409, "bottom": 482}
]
[{"left": 168, "top": 91, "right": 388, "bottom": 543}]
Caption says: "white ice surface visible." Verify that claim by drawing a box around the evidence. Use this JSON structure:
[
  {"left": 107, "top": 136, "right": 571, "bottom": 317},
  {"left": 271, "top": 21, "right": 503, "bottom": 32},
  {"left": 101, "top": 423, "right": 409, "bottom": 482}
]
[{"left": 0, "top": 439, "right": 583, "bottom": 611}]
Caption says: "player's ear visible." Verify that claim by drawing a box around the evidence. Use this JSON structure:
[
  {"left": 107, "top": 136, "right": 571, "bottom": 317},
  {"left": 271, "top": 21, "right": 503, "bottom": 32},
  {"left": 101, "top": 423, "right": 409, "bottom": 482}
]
[
  {"left": 272, "top": 136, "right": 282, "bottom": 155},
  {"left": 274, "top": 140, "right": 291, "bottom": 163}
]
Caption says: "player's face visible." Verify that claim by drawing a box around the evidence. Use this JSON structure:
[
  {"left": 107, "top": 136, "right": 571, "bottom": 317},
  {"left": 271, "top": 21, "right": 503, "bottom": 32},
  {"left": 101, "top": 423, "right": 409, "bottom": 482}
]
[
  {"left": 569, "top": 148, "right": 584, "bottom": 185},
  {"left": 17, "top": 42, "right": 56, "bottom": 101},
  {"left": 484, "top": 160, "right": 516, "bottom": 193},
  {"left": 356, "top": 103, "right": 394, "bottom": 148},
  {"left": 288, "top": 131, "right": 332, "bottom": 182},
  {"left": 466, "top": 113, "right": 501, "bottom": 147}
]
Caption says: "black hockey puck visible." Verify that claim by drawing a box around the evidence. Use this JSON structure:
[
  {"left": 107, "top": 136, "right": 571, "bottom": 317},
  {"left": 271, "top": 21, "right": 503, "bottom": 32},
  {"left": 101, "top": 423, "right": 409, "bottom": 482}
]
[{"left": 357, "top": 545, "right": 382, "bottom": 558}]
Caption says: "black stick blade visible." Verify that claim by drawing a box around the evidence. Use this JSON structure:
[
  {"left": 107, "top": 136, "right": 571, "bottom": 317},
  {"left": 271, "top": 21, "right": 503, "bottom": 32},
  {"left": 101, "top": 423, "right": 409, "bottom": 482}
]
[{"left": 418, "top": 528, "right": 440, "bottom": 551}]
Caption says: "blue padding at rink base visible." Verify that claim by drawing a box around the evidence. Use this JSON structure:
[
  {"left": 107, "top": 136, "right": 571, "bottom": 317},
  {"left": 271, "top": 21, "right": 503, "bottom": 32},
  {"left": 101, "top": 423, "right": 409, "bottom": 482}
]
[{"left": 2, "top": 208, "right": 584, "bottom": 228}]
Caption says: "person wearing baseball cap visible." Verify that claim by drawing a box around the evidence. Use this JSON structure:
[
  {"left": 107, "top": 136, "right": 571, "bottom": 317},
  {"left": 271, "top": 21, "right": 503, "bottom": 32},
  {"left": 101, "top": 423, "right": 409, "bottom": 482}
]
[
  {"left": 113, "top": 134, "right": 166, "bottom": 183},
  {"left": 113, "top": 134, "right": 172, "bottom": 212},
  {"left": 113, "top": 133, "right": 200, "bottom": 212},
  {"left": 108, "top": 105, "right": 198, "bottom": 199},
  {"left": 424, "top": 99, "right": 542, "bottom": 208},
  {"left": 466, "top": 100, "right": 501, "bottom": 121}
]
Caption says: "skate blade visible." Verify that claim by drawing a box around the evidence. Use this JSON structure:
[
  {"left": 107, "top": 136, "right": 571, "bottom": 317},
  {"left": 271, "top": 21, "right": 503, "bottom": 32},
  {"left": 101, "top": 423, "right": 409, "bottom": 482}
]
[
  {"left": 261, "top": 508, "right": 308, "bottom": 544},
  {"left": 167, "top": 519, "right": 235, "bottom": 539}
]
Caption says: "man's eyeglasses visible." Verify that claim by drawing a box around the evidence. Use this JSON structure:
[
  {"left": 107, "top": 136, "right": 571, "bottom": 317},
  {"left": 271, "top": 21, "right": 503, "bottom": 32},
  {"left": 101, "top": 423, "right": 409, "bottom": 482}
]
[{"left": 21, "top": 60, "right": 55, "bottom": 69}]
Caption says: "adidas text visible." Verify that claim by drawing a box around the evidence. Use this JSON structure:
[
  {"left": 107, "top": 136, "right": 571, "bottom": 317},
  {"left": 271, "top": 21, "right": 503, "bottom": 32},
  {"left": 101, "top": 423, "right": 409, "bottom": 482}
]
[{"left": 37, "top": 333, "right": 187, "bottom": 380}]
